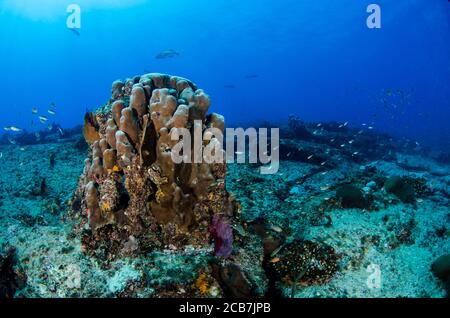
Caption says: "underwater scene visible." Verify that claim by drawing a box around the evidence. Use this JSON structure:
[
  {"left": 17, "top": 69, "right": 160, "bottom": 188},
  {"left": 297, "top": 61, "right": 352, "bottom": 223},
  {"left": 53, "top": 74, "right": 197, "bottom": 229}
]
[{"left": 0, "top": 0, "right": 449, "bottom": 300}]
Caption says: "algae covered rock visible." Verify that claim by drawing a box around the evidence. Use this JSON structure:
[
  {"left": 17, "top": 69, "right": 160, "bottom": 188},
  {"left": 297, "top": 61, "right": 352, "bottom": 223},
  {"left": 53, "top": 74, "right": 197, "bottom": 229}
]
[
  {"left": 267, "top": 240, "right": 339, "bottom": 286},
  {"left": 0, "top": 247, "right": 26, "bottom": 298},
  {"left": 384, "top": 176, "right": 416, "bottom": 203},
  {"left": 336, "top": 184, "right": 368, "bottom": 209},
  {"left": 432, "top": 254, "right": 450, "bottom": 280}
]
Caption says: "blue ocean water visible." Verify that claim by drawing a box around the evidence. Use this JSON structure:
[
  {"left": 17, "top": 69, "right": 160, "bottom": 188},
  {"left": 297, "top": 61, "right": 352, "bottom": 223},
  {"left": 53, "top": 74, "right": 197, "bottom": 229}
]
[
  {"left": 1, "top": 1, "right": 450, "bottom": 300},
  {"left": 0, "top": 0, "right": 449, "bottom": 147}
]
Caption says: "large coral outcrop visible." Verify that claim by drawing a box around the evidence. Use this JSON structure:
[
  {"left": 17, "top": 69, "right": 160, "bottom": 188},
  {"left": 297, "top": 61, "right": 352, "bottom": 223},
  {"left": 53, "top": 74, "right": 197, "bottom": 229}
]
[{"left": 73, "top": 73, "right": 235, "bottom": 258}]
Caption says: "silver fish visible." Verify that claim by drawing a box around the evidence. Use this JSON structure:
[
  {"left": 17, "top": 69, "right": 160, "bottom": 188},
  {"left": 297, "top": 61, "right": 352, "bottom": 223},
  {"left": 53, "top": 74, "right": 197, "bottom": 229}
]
[
  {"left": 155, "top": 49, "right": 180, "bottom": 59},
  {"left": 4, "top": 126, "right": 22, "bottom": 132}
]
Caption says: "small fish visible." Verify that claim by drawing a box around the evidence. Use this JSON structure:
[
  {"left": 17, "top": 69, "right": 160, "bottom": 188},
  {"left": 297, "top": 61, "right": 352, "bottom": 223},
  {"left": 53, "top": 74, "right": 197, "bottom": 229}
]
[
  {"left": 343, "top": 121, "right": 348, "bottom": 126},
  {"left": 317, "top": 123, "right": 322, "bottom": 127},
  {"left": 269, "top": 257, "right": 281, "bottom": 263},
  {"left": 286, "top": 152, "right": 291, "bottom": 157},
  {"left": 8, "top": 138, "right": 16, "bottom": 145},
  {"left": 307, "top": 155, "right": 314, "bottom": 160},
  {"left": 269, "top": 225, "right": 283, "bottom": 233},
  {"left": 330, "top": 138, "right": 335, "bottom": 142},
  {"left": 270, "top": 244, "right": 285, "bottom": 257},
  {"left": 155, "top": 49, "right": 179, "bottom": 59},
  {"left": 320, "top": 161, "right": 327, "bottom": 166},
  {"left": 39, "top": 116, "right": 48, "bottom": 123},
  {"left": 58, "top": 127, "right": 64, "bottom": 136},
  {"left": 320, "top": 185, "right": 330, "bottom": 191},
  {"left": 48, "top": 124, "right": 53, "bottom": 131},
  {"left": 48, "top": 109, "right": 56, "bottom": 115},
  {"left": 20, "top": 147, "right": 26, "bottom": 151},
  {"left": 348, "top": 140, "right": 354, "bottom": 144},
  {"left": 340, "top": 144, "right": 345, "bottom": 147},
  {"left": 235, "top": 151, "right": 244, "bottom": 155},
  {"left": 31, "top": 107, "right": 38, "bottom": 114},
  {"left": 4, "top": 126, "right": 22, "bottom": 132},
  {"left": 352, "top": 151, "right": 359, "bottom": 156},
  {"left": 368, "top": 126, "right": 374, "bottom": 130},
  {"left": 0, "top": 152, "right": 2, "bottom": 159}
]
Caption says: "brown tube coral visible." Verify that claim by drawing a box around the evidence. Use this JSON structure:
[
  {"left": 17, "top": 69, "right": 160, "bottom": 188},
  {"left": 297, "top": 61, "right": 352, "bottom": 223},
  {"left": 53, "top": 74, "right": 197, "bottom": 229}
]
[
  {"left": 130, "top": 85, "right": 148, "bottom": 118},
  {"left": 75, "top": 72, "right": 235, "bottom": 258}
]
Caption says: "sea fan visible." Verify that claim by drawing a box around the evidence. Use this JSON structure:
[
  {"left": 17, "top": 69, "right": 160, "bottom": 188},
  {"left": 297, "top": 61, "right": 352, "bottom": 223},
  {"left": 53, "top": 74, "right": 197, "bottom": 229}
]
[{"left": 209, "top": 215, "right": 233, "bottom": 258}]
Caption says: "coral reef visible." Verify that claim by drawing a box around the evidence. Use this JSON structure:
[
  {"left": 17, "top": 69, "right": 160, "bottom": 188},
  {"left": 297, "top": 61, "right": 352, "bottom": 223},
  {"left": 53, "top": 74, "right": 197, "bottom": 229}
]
[
  {"left": 267, "top": 240, "right": 339, "bottom": 286},
  {"left": 0, "top": 111, "right": 448, "bottom": 298},
  {"left": 0, "top": 247, "right": 26, "bottom": 298},
  {"left": 432, "top": 254, "right": 450, "bottom": 280},
  {"left": 384, "top": 176, "right": 416, "bottom": 204},
  {"left": 432, "top": 254, "right": 450, "bottom": 297},
  {"left": 335, "top": 184, "right": 369, "bottom": 209},
  {"left": 73, "top": 73, "right": 235, "bottom": 258}
]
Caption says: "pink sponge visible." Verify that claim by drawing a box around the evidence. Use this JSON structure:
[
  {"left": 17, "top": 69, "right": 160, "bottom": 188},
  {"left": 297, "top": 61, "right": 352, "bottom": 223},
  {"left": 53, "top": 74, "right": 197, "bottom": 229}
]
[{"left": 210, "top": 215, "right": 233, "bottom": 258}]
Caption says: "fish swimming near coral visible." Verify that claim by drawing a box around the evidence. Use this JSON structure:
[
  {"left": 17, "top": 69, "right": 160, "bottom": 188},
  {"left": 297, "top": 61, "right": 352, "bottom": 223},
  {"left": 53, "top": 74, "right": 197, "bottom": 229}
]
[
  {"left": 31, "top": 107, "right": 38, "bottom": 114},
  {"left": 155, "top": 49, "right": 180, "bottom": 59},
  {"left": 48, "top": 109, "right": 56, "bottom": 115},
  {"left": 39, "top": 116, "right": 48, "bottom": 123}
]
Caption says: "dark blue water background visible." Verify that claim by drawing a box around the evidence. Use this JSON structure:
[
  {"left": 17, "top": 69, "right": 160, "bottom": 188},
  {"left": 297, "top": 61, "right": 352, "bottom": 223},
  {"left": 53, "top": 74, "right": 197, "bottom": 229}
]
[{"left": 0, "top": 0, "right": 449, "bottom": 148}]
